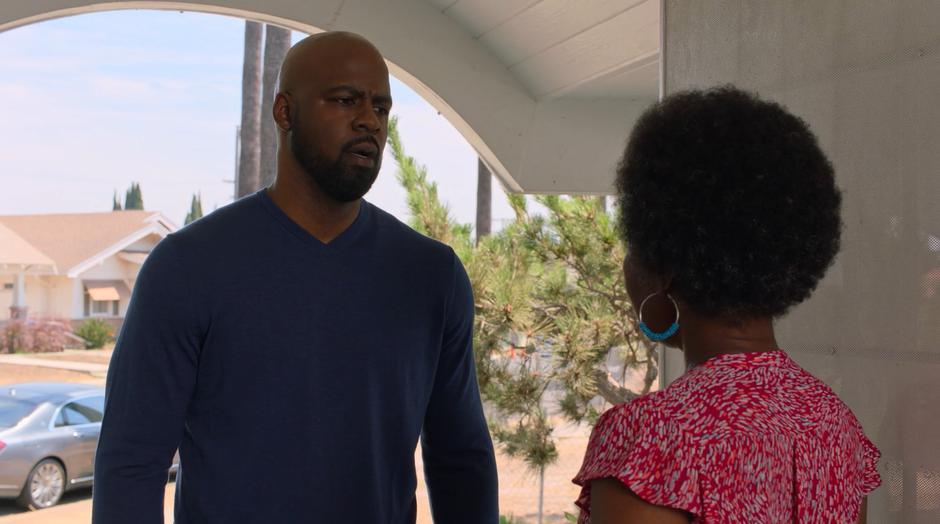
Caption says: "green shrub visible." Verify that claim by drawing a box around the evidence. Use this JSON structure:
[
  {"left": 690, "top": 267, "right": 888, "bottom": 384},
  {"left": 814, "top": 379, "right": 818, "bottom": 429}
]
[{"left": 74, "top": 319, "right": 113, "bottom": 349}]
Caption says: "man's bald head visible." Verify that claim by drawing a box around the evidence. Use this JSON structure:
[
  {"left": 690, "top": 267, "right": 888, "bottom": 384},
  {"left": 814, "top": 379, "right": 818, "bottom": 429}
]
[
  {"left": 279, "top": 32, "right": 388, "bottom": 94},
  {"left": 271, "top": 31, "right": 392, "bottom": 203}
]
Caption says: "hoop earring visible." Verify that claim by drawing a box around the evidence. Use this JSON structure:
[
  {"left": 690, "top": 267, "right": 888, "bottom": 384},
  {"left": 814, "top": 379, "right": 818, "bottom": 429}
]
[{"left": 638, "top": 292, "right": 680, "bottom": 342}]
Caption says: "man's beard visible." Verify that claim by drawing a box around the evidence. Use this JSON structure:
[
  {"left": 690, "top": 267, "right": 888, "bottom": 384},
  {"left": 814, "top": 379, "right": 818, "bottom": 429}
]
[{"left": 290, "top": 129, "right": 381, "bottom": 203}]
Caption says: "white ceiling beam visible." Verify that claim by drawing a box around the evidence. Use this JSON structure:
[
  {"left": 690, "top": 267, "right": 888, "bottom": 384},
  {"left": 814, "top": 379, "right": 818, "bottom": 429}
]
[
  {"left": 542, "top": 50, "right": 658, "bottom": 100},
  {"left": 481, "top": 0, "right": 648, "bottom": 67},
  {"left": 565, "top": 57, "right": 659, "bottom": 99},
  {"left": 447, "top": 0, "right": 541, "bottom": 38},
  {"left": 510, "top": 0, "right": 659, "bottom": 98}
]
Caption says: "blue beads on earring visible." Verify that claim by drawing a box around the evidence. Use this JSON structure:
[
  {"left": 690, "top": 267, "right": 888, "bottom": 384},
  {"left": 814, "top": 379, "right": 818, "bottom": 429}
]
[
  {"left": 638, "top": 292, "right": 680, "bottom": 342},
  {"left": 639, "top": 320, "right": 679, "bottom": 342}
]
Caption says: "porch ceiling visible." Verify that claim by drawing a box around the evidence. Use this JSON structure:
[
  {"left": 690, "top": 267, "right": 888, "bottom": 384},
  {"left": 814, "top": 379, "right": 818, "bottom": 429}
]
[{"left": 427, "top": 0, "right": 659, "bottom": 101}]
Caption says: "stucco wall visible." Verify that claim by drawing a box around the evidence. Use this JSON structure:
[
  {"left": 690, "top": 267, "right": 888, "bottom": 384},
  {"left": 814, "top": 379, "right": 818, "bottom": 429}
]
[{"left": 662, "top": 1, "right": 940, "bottom": 520}]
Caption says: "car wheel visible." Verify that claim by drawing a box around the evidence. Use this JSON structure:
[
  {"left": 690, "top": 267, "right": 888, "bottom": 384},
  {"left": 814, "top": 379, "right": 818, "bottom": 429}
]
[{"left": 17, "top": 458, "right": 66, "bottom": 510}]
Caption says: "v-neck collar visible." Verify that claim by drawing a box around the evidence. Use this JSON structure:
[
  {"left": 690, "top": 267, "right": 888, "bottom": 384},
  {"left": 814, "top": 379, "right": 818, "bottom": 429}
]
[{"left": 255, "top": 189, "right": 371, "bottom": 252}]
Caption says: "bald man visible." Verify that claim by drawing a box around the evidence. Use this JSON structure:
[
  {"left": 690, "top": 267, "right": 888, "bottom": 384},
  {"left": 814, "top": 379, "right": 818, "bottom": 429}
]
[{"left": 92, "top": 32, "right": 499, "bottom": 524}]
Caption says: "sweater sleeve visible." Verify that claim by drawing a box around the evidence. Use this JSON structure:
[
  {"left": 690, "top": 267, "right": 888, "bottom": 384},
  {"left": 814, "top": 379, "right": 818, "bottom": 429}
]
[
  {"left": 92, "top": 235, "right": 202, "bottom": 524},
  {"left": 421, "top": 252, "right": 499, "bottom": 523}
]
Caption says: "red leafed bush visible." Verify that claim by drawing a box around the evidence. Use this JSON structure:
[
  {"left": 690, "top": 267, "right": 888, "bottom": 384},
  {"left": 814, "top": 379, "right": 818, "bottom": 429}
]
[{"left": 1, "top": 319, "right": 68, "bottom": 354}]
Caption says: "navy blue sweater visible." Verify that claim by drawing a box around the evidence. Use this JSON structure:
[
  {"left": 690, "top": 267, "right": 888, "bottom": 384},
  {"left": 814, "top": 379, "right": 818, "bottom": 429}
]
[{"left": 92, "top": 191, "right": 498, "bottom": 523}]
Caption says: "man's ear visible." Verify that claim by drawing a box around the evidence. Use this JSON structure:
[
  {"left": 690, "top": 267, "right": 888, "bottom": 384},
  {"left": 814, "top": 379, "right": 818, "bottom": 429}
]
[{"left": 273, "top": 92, "right": 292, "bottom": 132}]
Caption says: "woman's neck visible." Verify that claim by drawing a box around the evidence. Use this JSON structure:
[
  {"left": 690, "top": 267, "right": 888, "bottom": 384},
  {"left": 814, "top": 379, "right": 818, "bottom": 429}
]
[{"left": 679, "top": 313, "right": 779, "bottom": 367}]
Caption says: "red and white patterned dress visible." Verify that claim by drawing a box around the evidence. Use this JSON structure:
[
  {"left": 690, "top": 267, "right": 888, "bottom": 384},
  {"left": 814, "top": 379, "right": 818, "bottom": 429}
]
[{"left": 573, "top": 350, "right": 880, "bottom": 523}]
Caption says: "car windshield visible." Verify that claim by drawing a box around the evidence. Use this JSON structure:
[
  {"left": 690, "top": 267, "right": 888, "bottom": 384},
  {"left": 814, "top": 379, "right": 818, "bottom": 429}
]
[{"left": 0, "top": 397, "right": 39, "bottom": 428}]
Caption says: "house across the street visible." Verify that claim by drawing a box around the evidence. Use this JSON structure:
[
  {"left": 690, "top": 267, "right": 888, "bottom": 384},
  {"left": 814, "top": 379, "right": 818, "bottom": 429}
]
[{"left": 0, "top": 210, "right": 177, "bottom": 329}]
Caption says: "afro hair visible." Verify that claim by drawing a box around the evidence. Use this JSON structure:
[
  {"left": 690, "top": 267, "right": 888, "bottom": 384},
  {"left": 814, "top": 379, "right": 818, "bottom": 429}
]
[{"left": 616, "top": 86, "right": 842, "bottom": 318}]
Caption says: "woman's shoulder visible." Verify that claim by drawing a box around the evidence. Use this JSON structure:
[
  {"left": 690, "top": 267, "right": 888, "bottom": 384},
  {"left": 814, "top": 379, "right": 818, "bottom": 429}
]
[
  {"left": 601, "top": 351, "right": 846, "bottom": 438},
  {"left": 592, "top": 350, "right": 873, "bottom": 443},
  {"left": 589, "top": 390, "right": 698, "bottom": 453},
  {"left": 586, "top": 370, "right": 727, "bottom": 445},
  {"left": 595, "top": 361, "right": 747, "bottom": 434}
]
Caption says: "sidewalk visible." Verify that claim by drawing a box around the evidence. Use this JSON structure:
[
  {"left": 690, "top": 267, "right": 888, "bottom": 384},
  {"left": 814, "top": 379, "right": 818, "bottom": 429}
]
[{"left": 0, "top": 354, "right": 108, "bottom": 378}]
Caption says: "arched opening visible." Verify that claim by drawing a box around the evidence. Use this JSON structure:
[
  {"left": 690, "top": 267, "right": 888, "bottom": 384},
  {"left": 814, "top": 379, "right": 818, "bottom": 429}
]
[
  {"left": 1, "top": 7, "right": 639, "bottom": 522},
  {"left": 0, "top": 1, "right": 522, "bottom": 189}
]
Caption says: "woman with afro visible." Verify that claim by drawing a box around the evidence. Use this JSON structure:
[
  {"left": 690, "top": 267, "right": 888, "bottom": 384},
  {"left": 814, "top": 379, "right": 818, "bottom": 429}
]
[{"left": 573, "top": 86, "right": 881, "bottom": 523}]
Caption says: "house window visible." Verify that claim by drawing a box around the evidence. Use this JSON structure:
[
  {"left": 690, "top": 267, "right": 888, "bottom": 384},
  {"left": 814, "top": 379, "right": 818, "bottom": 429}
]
[
  {"left": 91, "top": 300, "right": 113, "bottom": 316},
  {"left": 85, "top": 285, "right": 121, "bottom": 317},
  {"left": 2, "top": 283, "right": 12, "bottom": 290}
]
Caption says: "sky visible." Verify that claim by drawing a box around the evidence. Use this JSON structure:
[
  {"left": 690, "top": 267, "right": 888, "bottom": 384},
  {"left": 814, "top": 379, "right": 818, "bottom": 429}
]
[{"left": 0, "top": 9, "right": 520, "bottom": 228}]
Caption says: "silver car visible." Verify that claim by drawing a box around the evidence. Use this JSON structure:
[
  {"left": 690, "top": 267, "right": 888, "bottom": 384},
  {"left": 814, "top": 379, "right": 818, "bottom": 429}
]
[
  {"left": 0, "top": 382, "right": 105, "bottom": 509},
  {"left": 0, "top": 382, "right": 178, "bottom": 510}
]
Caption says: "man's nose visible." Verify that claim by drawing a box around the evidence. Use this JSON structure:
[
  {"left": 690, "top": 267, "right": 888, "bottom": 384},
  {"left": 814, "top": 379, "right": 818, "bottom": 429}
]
[{"left": 353, "top": 104, "right": 381, "bottom": 134}]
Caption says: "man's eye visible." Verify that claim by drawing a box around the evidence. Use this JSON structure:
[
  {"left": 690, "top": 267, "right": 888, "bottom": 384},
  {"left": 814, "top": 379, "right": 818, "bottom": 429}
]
[
  {"left": 375, "top": 107, "right": 390, "bottom": 116},
  {"left": 336, "top": 97, "right": 355, "bottom": 105}
]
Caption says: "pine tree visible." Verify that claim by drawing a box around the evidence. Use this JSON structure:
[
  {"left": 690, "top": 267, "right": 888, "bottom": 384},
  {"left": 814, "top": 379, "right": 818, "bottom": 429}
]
[
  {"left": 389, "top": 117, "right": 658, "bottom": 521},
  {"left": 184, "top": 193, "right": 204, "bottom": 225},
  {"left": 112, "top": 190, "right": 122, "bottom": 211}
]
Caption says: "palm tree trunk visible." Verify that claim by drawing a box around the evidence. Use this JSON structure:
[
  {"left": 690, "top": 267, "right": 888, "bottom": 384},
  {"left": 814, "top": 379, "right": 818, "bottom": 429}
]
[
  {"left": 476, "top": 158, "right": 492, "bottom": 244},
  {"left": 260, "top": 25, "right": 292, "bottom": 189},
  {"left": 237, "top": 21, "right": 263, "bottom": 198}
]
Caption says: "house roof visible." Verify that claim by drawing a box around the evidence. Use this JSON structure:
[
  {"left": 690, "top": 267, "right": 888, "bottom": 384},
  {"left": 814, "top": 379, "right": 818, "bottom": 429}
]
[
  {"left": 0, "top": 222, "right": 56, "bottom": 271},
  {"left": 0, "top": 211, "right": 176, "bottom": 277}
]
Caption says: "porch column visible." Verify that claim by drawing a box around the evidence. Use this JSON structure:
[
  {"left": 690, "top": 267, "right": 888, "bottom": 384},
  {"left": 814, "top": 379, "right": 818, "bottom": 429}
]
[{"left": 9, "top": 271, "right": 27, "bottom": 320}]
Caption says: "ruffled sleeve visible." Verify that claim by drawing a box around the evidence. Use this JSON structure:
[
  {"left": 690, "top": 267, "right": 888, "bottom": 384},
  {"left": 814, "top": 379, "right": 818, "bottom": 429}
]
[
  {"left": 572, "top": 398, "right": 702, "bottom": 522},
  {"left": 854, "top": 419, "right": 882, "bottom": 495}
]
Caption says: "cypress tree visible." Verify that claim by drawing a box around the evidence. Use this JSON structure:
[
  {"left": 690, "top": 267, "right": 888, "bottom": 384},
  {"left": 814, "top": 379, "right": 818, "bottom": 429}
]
[
  {"left": 184, "top": 193, "right": 204, "bottom": 225},
  {"left": 124, "top": 183, "right": 144, "bottom": 210}
]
